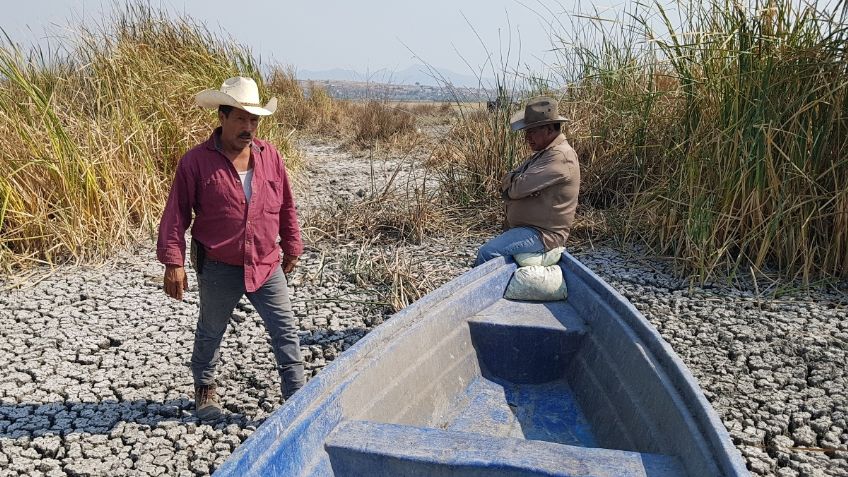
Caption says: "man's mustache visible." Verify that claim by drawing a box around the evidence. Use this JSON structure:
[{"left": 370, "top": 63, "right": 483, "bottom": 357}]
[{"left": 238, "top": 132, "right": 252, "bottom": 139}]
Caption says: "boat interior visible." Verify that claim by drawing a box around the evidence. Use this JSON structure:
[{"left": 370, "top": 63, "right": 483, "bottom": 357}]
[
  {"left": 324, "top": 298, "right": 689, "bottom": 477},
  {"left": 216, "top": 257, "right": 742, "bottom": 477}
]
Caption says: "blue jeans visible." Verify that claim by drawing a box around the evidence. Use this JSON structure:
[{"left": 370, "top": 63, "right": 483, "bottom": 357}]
[
  {"left": 475, "top": 227, "right": 545, "bottom": 266},
  {"left": 193, "top": 261, "right": 305, "bottom": 399}
]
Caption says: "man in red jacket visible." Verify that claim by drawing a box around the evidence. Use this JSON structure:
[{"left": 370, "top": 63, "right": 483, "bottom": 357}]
[{"left": 157, "top": 77, "right": 304, "bottom": 420}]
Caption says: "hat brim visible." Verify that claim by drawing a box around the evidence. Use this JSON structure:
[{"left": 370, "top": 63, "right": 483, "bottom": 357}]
[
  {"left": 195, "top": 90, "right": 277, "bottom": 116},
  {"left": 509, "top": 111, "right": 568, "bottom": 131}
]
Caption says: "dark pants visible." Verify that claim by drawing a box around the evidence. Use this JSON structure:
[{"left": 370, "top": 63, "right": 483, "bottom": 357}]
[{"left": 193, "top": 261, "right": 305, "bottom": 399}]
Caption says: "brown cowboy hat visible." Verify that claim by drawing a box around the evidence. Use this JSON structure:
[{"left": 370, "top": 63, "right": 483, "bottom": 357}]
[{"left": 509, "top": 96, "right": 568, "bottom": 131}]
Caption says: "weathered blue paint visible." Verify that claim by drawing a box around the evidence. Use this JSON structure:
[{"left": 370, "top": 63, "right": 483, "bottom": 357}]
[
  {"left": 558, "top": 257, "right": 748, "bottom": 476},
  {"left": 446, "top": 376, "right": 597, "bottom": 447},
  {"left": 325, "top": 420, "right": 685, "bottom": 477},
  {"left": 214, "top": 255, "right": 749, "bottom": 477},
  {"left": 468, "top": 300, "right": 586, "bottom": 384}
]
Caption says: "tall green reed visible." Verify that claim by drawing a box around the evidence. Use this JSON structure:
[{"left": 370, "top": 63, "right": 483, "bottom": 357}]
[
  {"left": 548, "top": 0, "right": 847, "bottom": 281},
  {"left": 639, "top": 0, "right": 847, "bottom": 281},
  {"left": 435, "top": 0, "right": 846, "bottom": 281}
]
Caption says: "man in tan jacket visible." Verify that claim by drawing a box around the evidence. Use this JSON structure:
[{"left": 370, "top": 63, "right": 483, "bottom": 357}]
[{"left": 475, "top": 96, "right": 580, "bottom": 265}]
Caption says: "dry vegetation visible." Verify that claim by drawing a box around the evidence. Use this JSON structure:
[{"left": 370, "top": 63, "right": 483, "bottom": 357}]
[
  {"left": 433, "top": 0, "right": 848, "bottom": 282},
  {"left": 431, "top": 107, "right": 526, "bottom": 206},
  {"left": 0, "top": 4, "right": 432, "bottom": 273},
  {"left": 3, "top": 0, "right": 844, "bottom": 287},
  {"left": 333, "top": 243, "right": 443, "bottom": 312},
  {"left": 297, "top": 144, "right": 467, "bottom": 311},
  {"left": 268, "top": 68, "right": 430, "bottom": 149},
  {"left": 0, "top": 4, "right": 296, "bottom": 271}
]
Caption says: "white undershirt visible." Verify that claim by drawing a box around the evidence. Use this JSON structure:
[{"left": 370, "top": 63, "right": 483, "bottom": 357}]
[{"left": 238, "top": 168, "right": 254, "bottom": 202}]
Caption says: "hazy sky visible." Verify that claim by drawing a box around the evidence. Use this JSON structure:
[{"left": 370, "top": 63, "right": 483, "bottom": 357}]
[{"left": 1, "top": 0, "right": 612, "bottom": 76}]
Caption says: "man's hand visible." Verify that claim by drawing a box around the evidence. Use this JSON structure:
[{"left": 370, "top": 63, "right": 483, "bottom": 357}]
[
  {"left": 164, "top": 265, "right": 189, "bottom": 301},
  {"left": 282, "top": 254, "right": 299, "bottom": 274}
]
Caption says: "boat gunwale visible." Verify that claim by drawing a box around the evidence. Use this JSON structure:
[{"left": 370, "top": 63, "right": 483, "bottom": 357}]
[{"left": 561, "top": 252, "right": 748, "bottom": 475}]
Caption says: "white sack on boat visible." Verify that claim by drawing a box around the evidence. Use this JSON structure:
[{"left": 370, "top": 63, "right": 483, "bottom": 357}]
[
  {"left": 504, "top": 265, "right": 568, "bottom": 301},
  {"left": 513, "top": 247, "right": 565, "bottom": 267}
]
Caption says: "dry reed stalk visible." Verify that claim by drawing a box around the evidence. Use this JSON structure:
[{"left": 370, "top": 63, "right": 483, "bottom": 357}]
[{"left": 333, "top": 244, "right": 444, "bottom": 312}]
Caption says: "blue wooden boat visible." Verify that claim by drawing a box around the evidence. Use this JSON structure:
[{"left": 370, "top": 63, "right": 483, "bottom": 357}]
[{"left": 216, "top": 254, "right": 749, "bottom": 476}]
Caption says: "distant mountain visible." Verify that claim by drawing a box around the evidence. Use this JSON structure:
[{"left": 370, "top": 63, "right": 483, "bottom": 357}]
[{"left": 296, "top": 65, "right": 494, "bottom": 89}]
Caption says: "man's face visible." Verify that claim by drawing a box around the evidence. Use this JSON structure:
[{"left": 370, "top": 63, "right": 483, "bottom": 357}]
[
  {"left": 219, "top": 108, "right": 260, "bottom": 150},
  {"left": 524, "top": 124, "right": 558, "bottom": 152}
]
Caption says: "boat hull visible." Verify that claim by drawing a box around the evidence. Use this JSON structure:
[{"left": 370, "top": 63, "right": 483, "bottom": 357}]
[{"left": 215, "top": 254, "right": 748, "bottom": 476}]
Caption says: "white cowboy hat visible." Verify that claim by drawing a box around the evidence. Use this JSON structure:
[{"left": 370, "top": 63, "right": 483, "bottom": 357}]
[{"left": 195, "top": 76, "right": 277, "bottom": 116}]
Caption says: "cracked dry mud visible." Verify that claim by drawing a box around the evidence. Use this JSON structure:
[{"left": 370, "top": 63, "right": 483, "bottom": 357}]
[{"left": 0, "top": 140, "right": 846, "bottom": 476}]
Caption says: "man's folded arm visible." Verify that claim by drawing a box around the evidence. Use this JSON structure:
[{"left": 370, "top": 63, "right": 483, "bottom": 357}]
[{"left": 506, "top": 153, "right": 569, "bottom": 199}]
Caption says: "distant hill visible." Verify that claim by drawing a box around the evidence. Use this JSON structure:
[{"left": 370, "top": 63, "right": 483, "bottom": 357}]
[{"left": 297, "top": 65, "right": 494, "bottom": 89}]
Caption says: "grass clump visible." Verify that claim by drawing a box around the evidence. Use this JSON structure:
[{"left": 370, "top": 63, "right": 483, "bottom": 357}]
[
  {"left": 269, "top": 68, "right": 342, "bottom": 134},
  {"left": 0, "top": 3, "right": 297, "bottom": 272},
  {"left": 348, "top": 100, "right": 417, "bottom": 148}
]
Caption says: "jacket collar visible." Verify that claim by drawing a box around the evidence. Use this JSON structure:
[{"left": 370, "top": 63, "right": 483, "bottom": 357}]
[{"left": 540, "top": 133, "right": 566, "bottom": 153}]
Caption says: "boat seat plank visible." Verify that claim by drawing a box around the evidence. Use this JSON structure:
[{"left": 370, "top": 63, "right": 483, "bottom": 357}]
[
  {"left": 469, "top": 299, "right": 586, "bottom": 332},
  {"left": 325, "top": 420, "right": 685, "bottom": 477},
  {"left": 468, "top": 300, "right": 587, "bottom": 384}
]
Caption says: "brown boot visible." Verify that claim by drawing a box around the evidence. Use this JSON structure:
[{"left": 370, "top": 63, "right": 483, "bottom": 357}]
[{"left": 195, "top": 384, "right": 222, "bottom": 421}]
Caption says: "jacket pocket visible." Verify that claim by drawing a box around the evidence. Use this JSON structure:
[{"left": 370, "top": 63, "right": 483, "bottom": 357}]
[
  {"left": 264, "top": 179, "right": 283, "bottom": 213},
  {"left": 200, "top": 177, "right": 232, "bottom": 211}
]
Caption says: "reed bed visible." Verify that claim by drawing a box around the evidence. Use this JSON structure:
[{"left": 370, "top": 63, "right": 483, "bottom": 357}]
[
  {"left": 438, "top": 0, "right": 848, "bottom": 282},
  {"left": 268, "top": 68, "right": 422, "bottom": 149},
  {"left": 0, "top": 1, "right": 426, "bottom": 274},
  {"left": 431, "top": 104, "right": 528, "bottom": 207},
  {"left": 0, "top": 4, "right": 296, "bottom": 272},
  {"left": 269, "top": 68, "right": 343, "bottom": 135}
]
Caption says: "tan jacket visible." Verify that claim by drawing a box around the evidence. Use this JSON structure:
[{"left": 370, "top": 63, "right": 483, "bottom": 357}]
[{"left": 501, "top": 134, "right": 580, "bottom": 250}]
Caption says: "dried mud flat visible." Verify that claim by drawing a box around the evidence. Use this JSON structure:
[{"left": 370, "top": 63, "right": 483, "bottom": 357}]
[{"left": 0, "top": 139, "right": 846, "bottom": 476}]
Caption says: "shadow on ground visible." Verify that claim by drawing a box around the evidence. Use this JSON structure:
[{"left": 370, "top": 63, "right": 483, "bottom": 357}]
[{"left": 0, "top": 398, "right": 269, "bottom": 439}]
